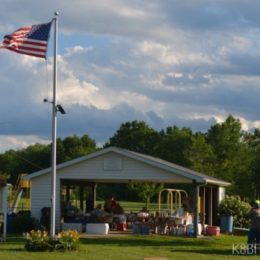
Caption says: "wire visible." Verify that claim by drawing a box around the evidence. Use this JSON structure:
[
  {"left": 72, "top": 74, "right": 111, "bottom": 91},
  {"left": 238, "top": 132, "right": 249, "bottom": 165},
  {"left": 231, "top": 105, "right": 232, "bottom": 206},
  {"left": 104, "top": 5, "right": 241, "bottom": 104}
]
[
  {"left": 14, "top": 153, "right": 44, "bottom": 170},
  {"left": 45, "top": 59, "right": 52, "bottom": 142}
]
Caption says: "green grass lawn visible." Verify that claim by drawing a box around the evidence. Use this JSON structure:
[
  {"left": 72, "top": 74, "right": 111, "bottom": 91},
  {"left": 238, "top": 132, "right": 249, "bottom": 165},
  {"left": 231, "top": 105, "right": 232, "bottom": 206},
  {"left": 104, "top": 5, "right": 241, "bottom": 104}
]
[
  {"left": 96, "top": 200, "right": 171, "bottom": 213},
  {"left": 0, "top": 234, "right": 259, "bottom": 260},
  {"left": 5, "top": 200, "right": 258, "bottom": 259}
]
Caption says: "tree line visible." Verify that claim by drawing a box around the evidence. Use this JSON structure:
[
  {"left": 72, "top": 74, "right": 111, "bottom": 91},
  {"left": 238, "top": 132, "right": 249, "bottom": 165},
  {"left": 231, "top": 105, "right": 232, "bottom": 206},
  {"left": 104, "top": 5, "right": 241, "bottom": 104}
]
[
  {"left": 0, "top": 115, "right": 259, "bottom": 201},
  {"left": 0, "top": 134, "right": 96, "bottom": 184}
]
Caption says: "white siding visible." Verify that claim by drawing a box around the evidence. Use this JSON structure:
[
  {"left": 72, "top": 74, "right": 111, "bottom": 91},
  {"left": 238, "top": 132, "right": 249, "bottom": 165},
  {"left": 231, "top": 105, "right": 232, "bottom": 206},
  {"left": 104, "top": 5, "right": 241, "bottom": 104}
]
[
  {"left": 30, "top": 174, "right": 52, "bottom": 221},
  {"left": 0, "top": 187, "right": 4, "bottom": 211},
  {"left": 57, "top": 152, "right": 190, "bottom": 183},
  {"left": 0, "top": 186, "right": 8, "bottom": 239},
  {"left": 31, "top": 173, "right": 61, "bottom": 231}
]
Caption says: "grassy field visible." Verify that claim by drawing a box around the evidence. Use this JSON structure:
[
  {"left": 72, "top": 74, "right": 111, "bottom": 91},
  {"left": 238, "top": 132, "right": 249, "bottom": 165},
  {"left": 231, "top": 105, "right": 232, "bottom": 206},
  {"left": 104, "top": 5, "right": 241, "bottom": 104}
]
[
  {"left": 96, "top": 201, "right": 172, "bottom": 213},
  {"left": 14, "top": 199, "right": 169, "bottom": 214},
  {"left": 5, "top": 200, "right": 258, "bottom": 259},
  {"left": 0, "top": 234, "right": 259, "bottom": 260}
]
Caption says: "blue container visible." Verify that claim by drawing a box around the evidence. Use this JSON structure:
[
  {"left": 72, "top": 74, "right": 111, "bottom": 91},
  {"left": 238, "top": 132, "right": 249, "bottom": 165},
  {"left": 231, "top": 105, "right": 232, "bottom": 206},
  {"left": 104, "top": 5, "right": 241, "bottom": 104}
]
[
  {"left": 220, "top": 215, "right": 233, "bottom": 233},
  {"left": 133, "top": 224, "right": 141, "bottom": 234},
  {"left": 186, "top": 224, "right": 194, "bottom": 236},
  {"left": 7, "top": 214, "right": 15, "bottom": 233},
  {"left": 141, "top": 224, "right": 150, "bottom": 235},
  {"left": 132, "top": 224, "right": 150, "bottom": 235}
]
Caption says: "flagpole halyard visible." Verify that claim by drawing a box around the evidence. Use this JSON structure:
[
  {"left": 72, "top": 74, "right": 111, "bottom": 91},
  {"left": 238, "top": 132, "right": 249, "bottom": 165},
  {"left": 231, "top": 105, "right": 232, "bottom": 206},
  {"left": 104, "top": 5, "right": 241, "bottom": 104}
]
[{"left": 50, "top": 11, "right": 59, "bottom": 237}]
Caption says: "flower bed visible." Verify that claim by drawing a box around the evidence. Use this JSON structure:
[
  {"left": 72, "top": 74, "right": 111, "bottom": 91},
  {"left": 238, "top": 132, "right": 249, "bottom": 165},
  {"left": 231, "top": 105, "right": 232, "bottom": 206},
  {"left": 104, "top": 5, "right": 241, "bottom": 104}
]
[{"left": 24, "top": 229, "right": 80, "bottom": 252}]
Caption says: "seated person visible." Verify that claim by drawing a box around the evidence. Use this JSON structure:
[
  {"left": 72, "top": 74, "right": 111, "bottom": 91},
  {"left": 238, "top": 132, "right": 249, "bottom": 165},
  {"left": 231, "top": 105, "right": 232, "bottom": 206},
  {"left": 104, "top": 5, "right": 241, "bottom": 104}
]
[
  {"left": 112, "top": 203, "right": 124, "bottom": 214},
  {"left": 104, "top": 197, "right": 112, "bottom": 213},
  {"left": 90, "top": 204, "right": 104, "bottom": 222},
  {"left": 111, "top": 197, "right": 117, "bottom": 210}
]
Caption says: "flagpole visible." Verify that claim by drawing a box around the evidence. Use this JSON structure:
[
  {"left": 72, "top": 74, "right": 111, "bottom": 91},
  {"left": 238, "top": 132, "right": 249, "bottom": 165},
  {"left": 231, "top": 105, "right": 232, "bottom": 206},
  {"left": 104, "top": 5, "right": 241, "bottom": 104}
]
[{"left": 50, "top": 11, "right": 58, "bottom": 237}]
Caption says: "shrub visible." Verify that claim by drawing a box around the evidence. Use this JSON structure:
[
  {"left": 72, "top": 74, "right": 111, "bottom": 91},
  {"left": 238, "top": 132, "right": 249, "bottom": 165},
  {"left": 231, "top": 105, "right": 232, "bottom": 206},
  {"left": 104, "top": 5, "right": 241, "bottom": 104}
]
[
  {"left": 24, "top": 229, "right": 80, "bottom": 252},
  {"left": 24, "top": 230, "right": 52, "bottom": 252},
  {"left": 56, "top": 230, "right": 80, "bottom": 251},
  {"left": 218, "top": 195, "right": 251, "bottom": 228}
]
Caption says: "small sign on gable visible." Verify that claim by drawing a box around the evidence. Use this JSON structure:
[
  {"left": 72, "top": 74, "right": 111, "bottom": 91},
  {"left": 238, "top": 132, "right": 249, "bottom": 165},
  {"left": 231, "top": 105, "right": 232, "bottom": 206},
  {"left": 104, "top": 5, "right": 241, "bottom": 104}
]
[{"left": 103, "top": 156, "right": 123, "bottom": 171}]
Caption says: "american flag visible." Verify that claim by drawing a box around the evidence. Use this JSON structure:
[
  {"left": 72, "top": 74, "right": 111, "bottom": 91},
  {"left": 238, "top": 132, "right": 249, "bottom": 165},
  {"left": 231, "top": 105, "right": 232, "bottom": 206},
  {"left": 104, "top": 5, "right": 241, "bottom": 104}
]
[{"left": 0, "top": 21, "right": 52, "bottom": 59}]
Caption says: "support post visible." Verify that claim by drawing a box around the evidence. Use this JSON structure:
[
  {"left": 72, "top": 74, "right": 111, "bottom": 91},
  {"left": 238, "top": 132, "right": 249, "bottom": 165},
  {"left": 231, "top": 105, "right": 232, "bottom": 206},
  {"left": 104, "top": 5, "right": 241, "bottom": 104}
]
[
  {"left": 92, "top": 183, "right": 97, "bottom": 208},
  {"left": 202, "top": 186, "right": 206, "bottom": 234},
  {"left": 193, "top": 181, "right": 200, "bottom": 237},
  {"left": 65, "top": 185, "right": 70, "bottom": 202},
  {"left": 2, "top": 186, "right": 7, "bottom": 241},
  {"left": 79, "top": 185, "right": 84, "bottom": 211},
  {"left": 208, "top": 187, "right": 213, "bottom": 226}
]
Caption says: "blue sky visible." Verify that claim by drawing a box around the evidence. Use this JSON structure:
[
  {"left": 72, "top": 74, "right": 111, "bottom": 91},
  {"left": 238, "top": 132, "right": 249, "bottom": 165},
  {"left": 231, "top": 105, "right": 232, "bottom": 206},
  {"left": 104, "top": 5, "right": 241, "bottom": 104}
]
[{"left": 1, "top": 0, "right": 260, "bottom": 152}]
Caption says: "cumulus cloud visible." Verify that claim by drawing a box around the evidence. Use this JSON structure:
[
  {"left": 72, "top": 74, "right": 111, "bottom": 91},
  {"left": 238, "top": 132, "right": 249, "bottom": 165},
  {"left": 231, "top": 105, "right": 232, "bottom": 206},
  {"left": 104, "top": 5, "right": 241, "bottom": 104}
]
[
  {"left": 1, "top": 0, "right": 260, "bottom": 152},
  {"left": 0, "top": 135, "right": 50, "bottom": 153}
]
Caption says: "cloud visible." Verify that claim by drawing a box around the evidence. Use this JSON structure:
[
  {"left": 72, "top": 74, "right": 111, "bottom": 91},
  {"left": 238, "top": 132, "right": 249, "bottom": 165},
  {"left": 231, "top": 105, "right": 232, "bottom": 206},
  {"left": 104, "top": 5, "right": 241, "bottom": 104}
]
[
  {"left": 0, "top": 135, "right": 50, "bottom": 153},
  {"left": 162, "top": 73, "right": 211, "bottom": 86},
  {"left": 1, "top": 1, "right": 260, "bottom": 152}
]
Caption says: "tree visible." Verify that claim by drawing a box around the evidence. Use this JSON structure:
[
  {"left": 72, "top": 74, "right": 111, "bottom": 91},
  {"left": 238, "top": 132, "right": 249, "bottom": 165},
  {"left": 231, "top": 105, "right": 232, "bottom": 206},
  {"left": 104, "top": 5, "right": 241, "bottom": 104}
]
[
  {"left": 0, "top": 170, "right": 10, "bottom": 181},
  {"left": 206, "top": 115, "right": 253, "bottom": 197},
  {"left": 105, "top": 121, "right": 160, "bottom": 155},
  {"left": 0, "top": 149, "right": 22, "bottom": 185},
  {"left": 0, "top": 133, "right": 96, "bottom": 185},
  {"left": 128, "top": 182, "right": 163, "bottom": 208},
  {"left": 206, "top": 115, "right": 242, "bottom": 180},
  {"left": 185, "top": 132, "right": 215, "bottom": 176},
  {"left": 157, "top": 126, "right": 193, "bottom": 166},
  {"left": 18, "top": 143, "right": 51, "bottom": 171},
  {"left": 244, "top": 129, "right": 260, "bottom": 199},
  {"left": 56, "top": 137, "right": 66, "bottom": 164},
  {"left": 207, "top": 115, "right": 241, "bottom": 161},
  {"left": 62, "top": 134, "right": 96, "bottom": 161},
  {"left": 81, "top": 134, "right": 96, "bottom": 153}
]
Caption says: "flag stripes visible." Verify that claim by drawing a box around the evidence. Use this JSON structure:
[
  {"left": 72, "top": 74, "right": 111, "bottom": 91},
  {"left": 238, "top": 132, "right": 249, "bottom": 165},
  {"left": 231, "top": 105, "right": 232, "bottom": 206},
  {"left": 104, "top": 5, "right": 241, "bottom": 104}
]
[{"left": 0, "top": 22, "right": 52, "bottom": 59}]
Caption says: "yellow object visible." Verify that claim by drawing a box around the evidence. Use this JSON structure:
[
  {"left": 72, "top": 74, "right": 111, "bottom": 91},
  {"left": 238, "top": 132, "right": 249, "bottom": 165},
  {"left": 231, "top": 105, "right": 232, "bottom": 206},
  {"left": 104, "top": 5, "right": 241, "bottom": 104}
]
[
  {"left": 158, "top": 189, "right": 188, "bottom": 214},
  {"left": 198, "top": 197, "right": 201, "bottom": 214},
  {"left": 20, "top": 174, "right": 31, "bottom": 188}
]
